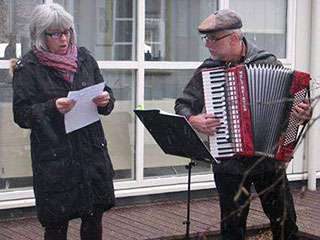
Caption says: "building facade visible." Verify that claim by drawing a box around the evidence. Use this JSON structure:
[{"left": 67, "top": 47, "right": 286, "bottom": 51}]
[{"left": 0, "top": 0, "right": 319, "bottom": 209}]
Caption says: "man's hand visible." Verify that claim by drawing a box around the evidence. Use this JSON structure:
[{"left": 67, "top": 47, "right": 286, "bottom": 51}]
[
  {"left": 55, "top": 98, "right": 76, "bottom": 114},
  {"left": 188, "top": 114, "right": 221, "bottom": 135},
  {"left": 92, "top": 91, "right": 110, "bottom": 107},
  {"left": 293, "top": 98, "right": 312, "bottom": 125}
]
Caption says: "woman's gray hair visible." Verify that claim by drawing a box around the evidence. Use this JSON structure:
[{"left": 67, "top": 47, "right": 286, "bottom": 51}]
[{"left": 29, "top": 3, "right": 76, "bottom": 51}]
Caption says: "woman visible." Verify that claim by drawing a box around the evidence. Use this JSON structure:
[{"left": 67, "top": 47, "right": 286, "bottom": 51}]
[{"left": 12, "top": 3, "right": 115, "bottom": 240}]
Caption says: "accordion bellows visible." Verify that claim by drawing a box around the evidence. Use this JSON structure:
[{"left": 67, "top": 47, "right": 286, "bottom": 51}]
[{"left": 202, "top": 65, "right": 310, "bottom": 162}]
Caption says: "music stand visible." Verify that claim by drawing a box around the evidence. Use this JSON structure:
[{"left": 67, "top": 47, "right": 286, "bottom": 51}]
[{"left": 134, "top": 109, "right": 216, "bottom": 239}]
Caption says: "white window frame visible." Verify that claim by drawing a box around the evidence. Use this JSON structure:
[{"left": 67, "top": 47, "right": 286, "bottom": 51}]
[
  {"left": 0, "top": 0, "right": 300, "bottom": 209},
  {"left": 221, "top": 0, "right": 296, "bottom": 66},
  {"left": 112, "top": 0, "right": 137, "bottom": 60}
]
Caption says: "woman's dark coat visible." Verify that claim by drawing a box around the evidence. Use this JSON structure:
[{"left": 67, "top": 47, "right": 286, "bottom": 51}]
[{"left": 12, "top": 47, "right": 115, "bottom": 226}]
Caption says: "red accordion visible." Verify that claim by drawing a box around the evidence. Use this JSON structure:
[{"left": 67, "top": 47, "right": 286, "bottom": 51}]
[{"left": 201, "top": 65, "right": 310, "bottom": 162}]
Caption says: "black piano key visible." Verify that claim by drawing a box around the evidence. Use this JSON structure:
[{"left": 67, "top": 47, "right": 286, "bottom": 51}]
[
  {"left": 213, "top": 105, "right": 225, "bottom": 109},
  {"left": 217, "top": 141, "right": 231, "bottom": 145},
  {"left": 210, "top": 78, "right": 225, "bottom": 81},
  {"left": 218, "top": 151, "right": 234, "bottom": 156},
  {"left": 211, "top": 85, "right": 225, "bottom": 90},
  {"left": 218, "top": 147, "right": 233, "bottom": 151},
  {"left": 211, "top": 90, "right": 225, "bottom": 94},
  {"left": 215, "top": 111, "right": 224, "bottom": 115},
  {"left": 216, "top": 131, "right": 227, "bottom": 134},
  {"left": 212, "top": 96, "right": 224, "bottom": 100}
]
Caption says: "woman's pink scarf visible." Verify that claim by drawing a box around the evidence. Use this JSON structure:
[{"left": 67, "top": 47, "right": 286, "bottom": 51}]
[{"left": 33, "top": 44, "right": 78, "bottom": 83}]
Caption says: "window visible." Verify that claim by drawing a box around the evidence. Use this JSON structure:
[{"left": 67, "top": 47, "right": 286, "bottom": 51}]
[
  {"left": 145, "top": 0, "right": 219, "bottom": 61},
  {"left": 57, "top": 0, "right": 137, "bottom": 60},
  {"left": 143, "top": 69, "right": 212, "bottom": 177},
  {"left": 229, "top": 0, "right": 287, "bottom": 58},
  {"left": 100, "top": 69, "right": 136, "bottom": 180},
  {"left": 0, "top": 0, "right": 42, "bottom": 191},
  {"left": 113, "top": 0, "right": 136, "bottom": 60},
  {"left": 0, "top": 0, "right": 300, "bottom": 199}
]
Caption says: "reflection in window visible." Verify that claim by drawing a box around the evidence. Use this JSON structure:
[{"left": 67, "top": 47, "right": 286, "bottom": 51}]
[
  {"left": 144, "top": 70, "right": 212, "bottom": 177},
  {"left": 0, "top": 0, "right": 42, "bottom": 191},
  {"left": 145, "top": 0, "right": 165, "bottom": 61},
  {"left": 145, "top": 0, "right": 218, "bottom": 61},
  {"left": 230, "top": 0, "right": 287, "bottom": 58},
  {"left": 100, "top": 70, "right": 136, "bottom": 180},
  {"left": 113, "top": 0, "right": 136, "bottom": 60},
  {"left": 0, "top": 69, "right": 33, "bottom": 191},
  {"left": 57, "top": 0, "right": 136, "bottom": 61},
  {"left": 0, "top": 0, "right": 41, "bottom": 60}
]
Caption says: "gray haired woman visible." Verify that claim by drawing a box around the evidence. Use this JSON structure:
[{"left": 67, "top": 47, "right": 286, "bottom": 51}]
[{"left": 12, "top": 3, "right": 115, "bottom": 240}]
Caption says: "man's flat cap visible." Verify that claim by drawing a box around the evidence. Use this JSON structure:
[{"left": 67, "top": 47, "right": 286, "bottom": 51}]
[{"left": 198, "top": 9, "right": 242, "bottom": 34}]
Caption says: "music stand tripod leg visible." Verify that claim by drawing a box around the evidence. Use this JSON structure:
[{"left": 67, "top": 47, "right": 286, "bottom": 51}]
[{"left": 183, "top": 159, "right": 196, "bottom": 240}]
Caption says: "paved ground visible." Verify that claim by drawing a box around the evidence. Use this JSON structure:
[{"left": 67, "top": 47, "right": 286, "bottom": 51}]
[{"left": 0, "top": 186, "right": 319, "bottom": 239}]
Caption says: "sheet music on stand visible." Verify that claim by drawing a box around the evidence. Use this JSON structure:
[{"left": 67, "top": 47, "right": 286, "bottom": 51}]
[{"left": 134, "top": 109, "right": 218, "bottom": 164}]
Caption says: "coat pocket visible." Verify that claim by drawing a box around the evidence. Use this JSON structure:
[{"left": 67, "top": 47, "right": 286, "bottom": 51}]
[
  {"left": 34, "top": 159, "right": 83, "bottom": 194},
  {"left": 88, "top": 138, "right": 115, "bottom": 181},
  {"left": 33, "top": 139, "right": 72, "bottom": 162},
  {"left": 33, "top": 141, "right": 82, "bottom": 193}
]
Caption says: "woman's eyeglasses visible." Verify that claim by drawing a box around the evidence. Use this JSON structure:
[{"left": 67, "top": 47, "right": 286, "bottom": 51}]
[{"left": 45, "top": 29, "right": 72, "bottom": 39}]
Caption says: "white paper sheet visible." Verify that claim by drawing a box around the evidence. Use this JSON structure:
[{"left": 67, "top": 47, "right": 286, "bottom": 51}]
[{"left": 65, "top": 82, "right": 105, "bottom": 133}]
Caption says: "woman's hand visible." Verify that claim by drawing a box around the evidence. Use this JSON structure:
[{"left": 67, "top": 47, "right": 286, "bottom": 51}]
[
  {"left": 92, "top": 91, "right": 110, "bottom": 107},
  {"left": 55, "top": 98, "right": 76, "bottom": 114}
]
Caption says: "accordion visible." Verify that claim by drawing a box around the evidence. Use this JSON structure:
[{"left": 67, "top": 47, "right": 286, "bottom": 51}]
[{"left": 201, "top": 65, "right": 310, "bottom": 162}]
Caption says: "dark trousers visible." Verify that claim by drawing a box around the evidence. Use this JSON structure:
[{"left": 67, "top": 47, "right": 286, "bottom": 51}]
[
  {"left": 214, "top": 169, "right": 299, "bottom": 240},
  {"left": 44, "top": 210, "right": 103, "bottom": 240}
]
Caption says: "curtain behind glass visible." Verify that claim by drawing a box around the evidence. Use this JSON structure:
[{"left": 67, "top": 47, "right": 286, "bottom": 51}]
[
  {"left": 145, "top": 0, "right": 218, "bottom": 61},
  {"left": 56, "top": 0, "right": 137, "bottom": 61}
]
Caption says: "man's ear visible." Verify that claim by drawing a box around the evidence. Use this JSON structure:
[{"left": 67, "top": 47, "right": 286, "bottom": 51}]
[
  {"left": 230, "top": 33, "right": 238, "bottom": 44},
  {"left": 230, "top": 33, "right": 241, "bottom": 48}
]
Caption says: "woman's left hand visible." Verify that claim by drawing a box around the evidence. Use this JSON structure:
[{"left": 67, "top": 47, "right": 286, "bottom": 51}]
[
  {"left": 92, "top": 91, "right": 110, "bottom": 107},
  {"left": 293, "top": 98, "right": 312, "bottom": 125}
]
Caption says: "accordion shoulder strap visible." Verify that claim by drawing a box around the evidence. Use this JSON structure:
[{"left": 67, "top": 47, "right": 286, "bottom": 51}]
[{"left": 244, "top": 51, "right": 276, "bottom": 65}]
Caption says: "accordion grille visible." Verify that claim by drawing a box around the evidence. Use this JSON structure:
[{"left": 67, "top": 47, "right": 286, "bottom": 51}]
[{"left": 246, "top": 65, "right": 294, "bottom": 156}]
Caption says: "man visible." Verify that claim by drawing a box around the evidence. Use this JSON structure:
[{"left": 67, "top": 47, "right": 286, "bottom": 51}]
[{"left": 175, "top": 9, "right": 312, "bottom": 240}]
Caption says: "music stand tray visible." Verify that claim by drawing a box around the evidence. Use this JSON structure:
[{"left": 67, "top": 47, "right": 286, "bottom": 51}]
[{"left": 134, "top": 109, "right": 217, "bottom": 239}]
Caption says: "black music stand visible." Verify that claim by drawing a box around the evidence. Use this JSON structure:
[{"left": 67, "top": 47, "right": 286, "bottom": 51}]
[{"left": 134, "top": 109, "right": 216, "bottom": 239}]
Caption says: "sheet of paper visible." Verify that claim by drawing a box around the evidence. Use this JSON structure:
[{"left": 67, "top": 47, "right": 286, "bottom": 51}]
[{"left": 65, "top": 82, "right": 105, "bottom": 133}]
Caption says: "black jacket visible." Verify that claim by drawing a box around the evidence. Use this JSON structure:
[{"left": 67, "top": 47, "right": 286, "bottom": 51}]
[
  {"left": 13, "top": 47, "right": 115, "bottom": 226},
  {"left": 175, "top": 38, "right": 284, "bottom": 174}
]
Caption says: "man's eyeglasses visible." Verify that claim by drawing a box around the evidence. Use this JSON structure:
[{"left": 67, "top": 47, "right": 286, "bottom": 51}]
[
  {"left": 201, "top": 33, "right": 234, "bottom": 45},
  {"left": 45, "top": 29, "right": 72, "bottom": 39}
]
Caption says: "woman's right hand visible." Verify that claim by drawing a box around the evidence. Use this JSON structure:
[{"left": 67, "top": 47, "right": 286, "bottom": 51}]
[{"left": 55, "top": 98, "right": 76, "bottom": 114}]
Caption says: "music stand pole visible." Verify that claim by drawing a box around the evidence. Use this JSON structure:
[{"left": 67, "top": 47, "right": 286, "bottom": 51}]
[
  {"left": 134, "top": 109, "right": 215, "bottom": 240},
  {"left": 183, "top": 159, "right": 196, "bottom": 240}
]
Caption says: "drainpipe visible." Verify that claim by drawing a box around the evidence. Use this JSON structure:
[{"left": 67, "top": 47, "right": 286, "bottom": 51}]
[{"left": 308, "top": 0, "right": 320, "bottom": 190}]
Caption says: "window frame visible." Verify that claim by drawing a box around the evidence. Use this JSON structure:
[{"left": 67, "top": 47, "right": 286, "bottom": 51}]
[{"left": 0, "top": 0, "right": 299, "bottom": 208}]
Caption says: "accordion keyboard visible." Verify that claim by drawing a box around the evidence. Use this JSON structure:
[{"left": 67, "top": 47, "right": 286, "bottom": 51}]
[{"left": 202, "top": 69, "right": 235, "bottom": 158}]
